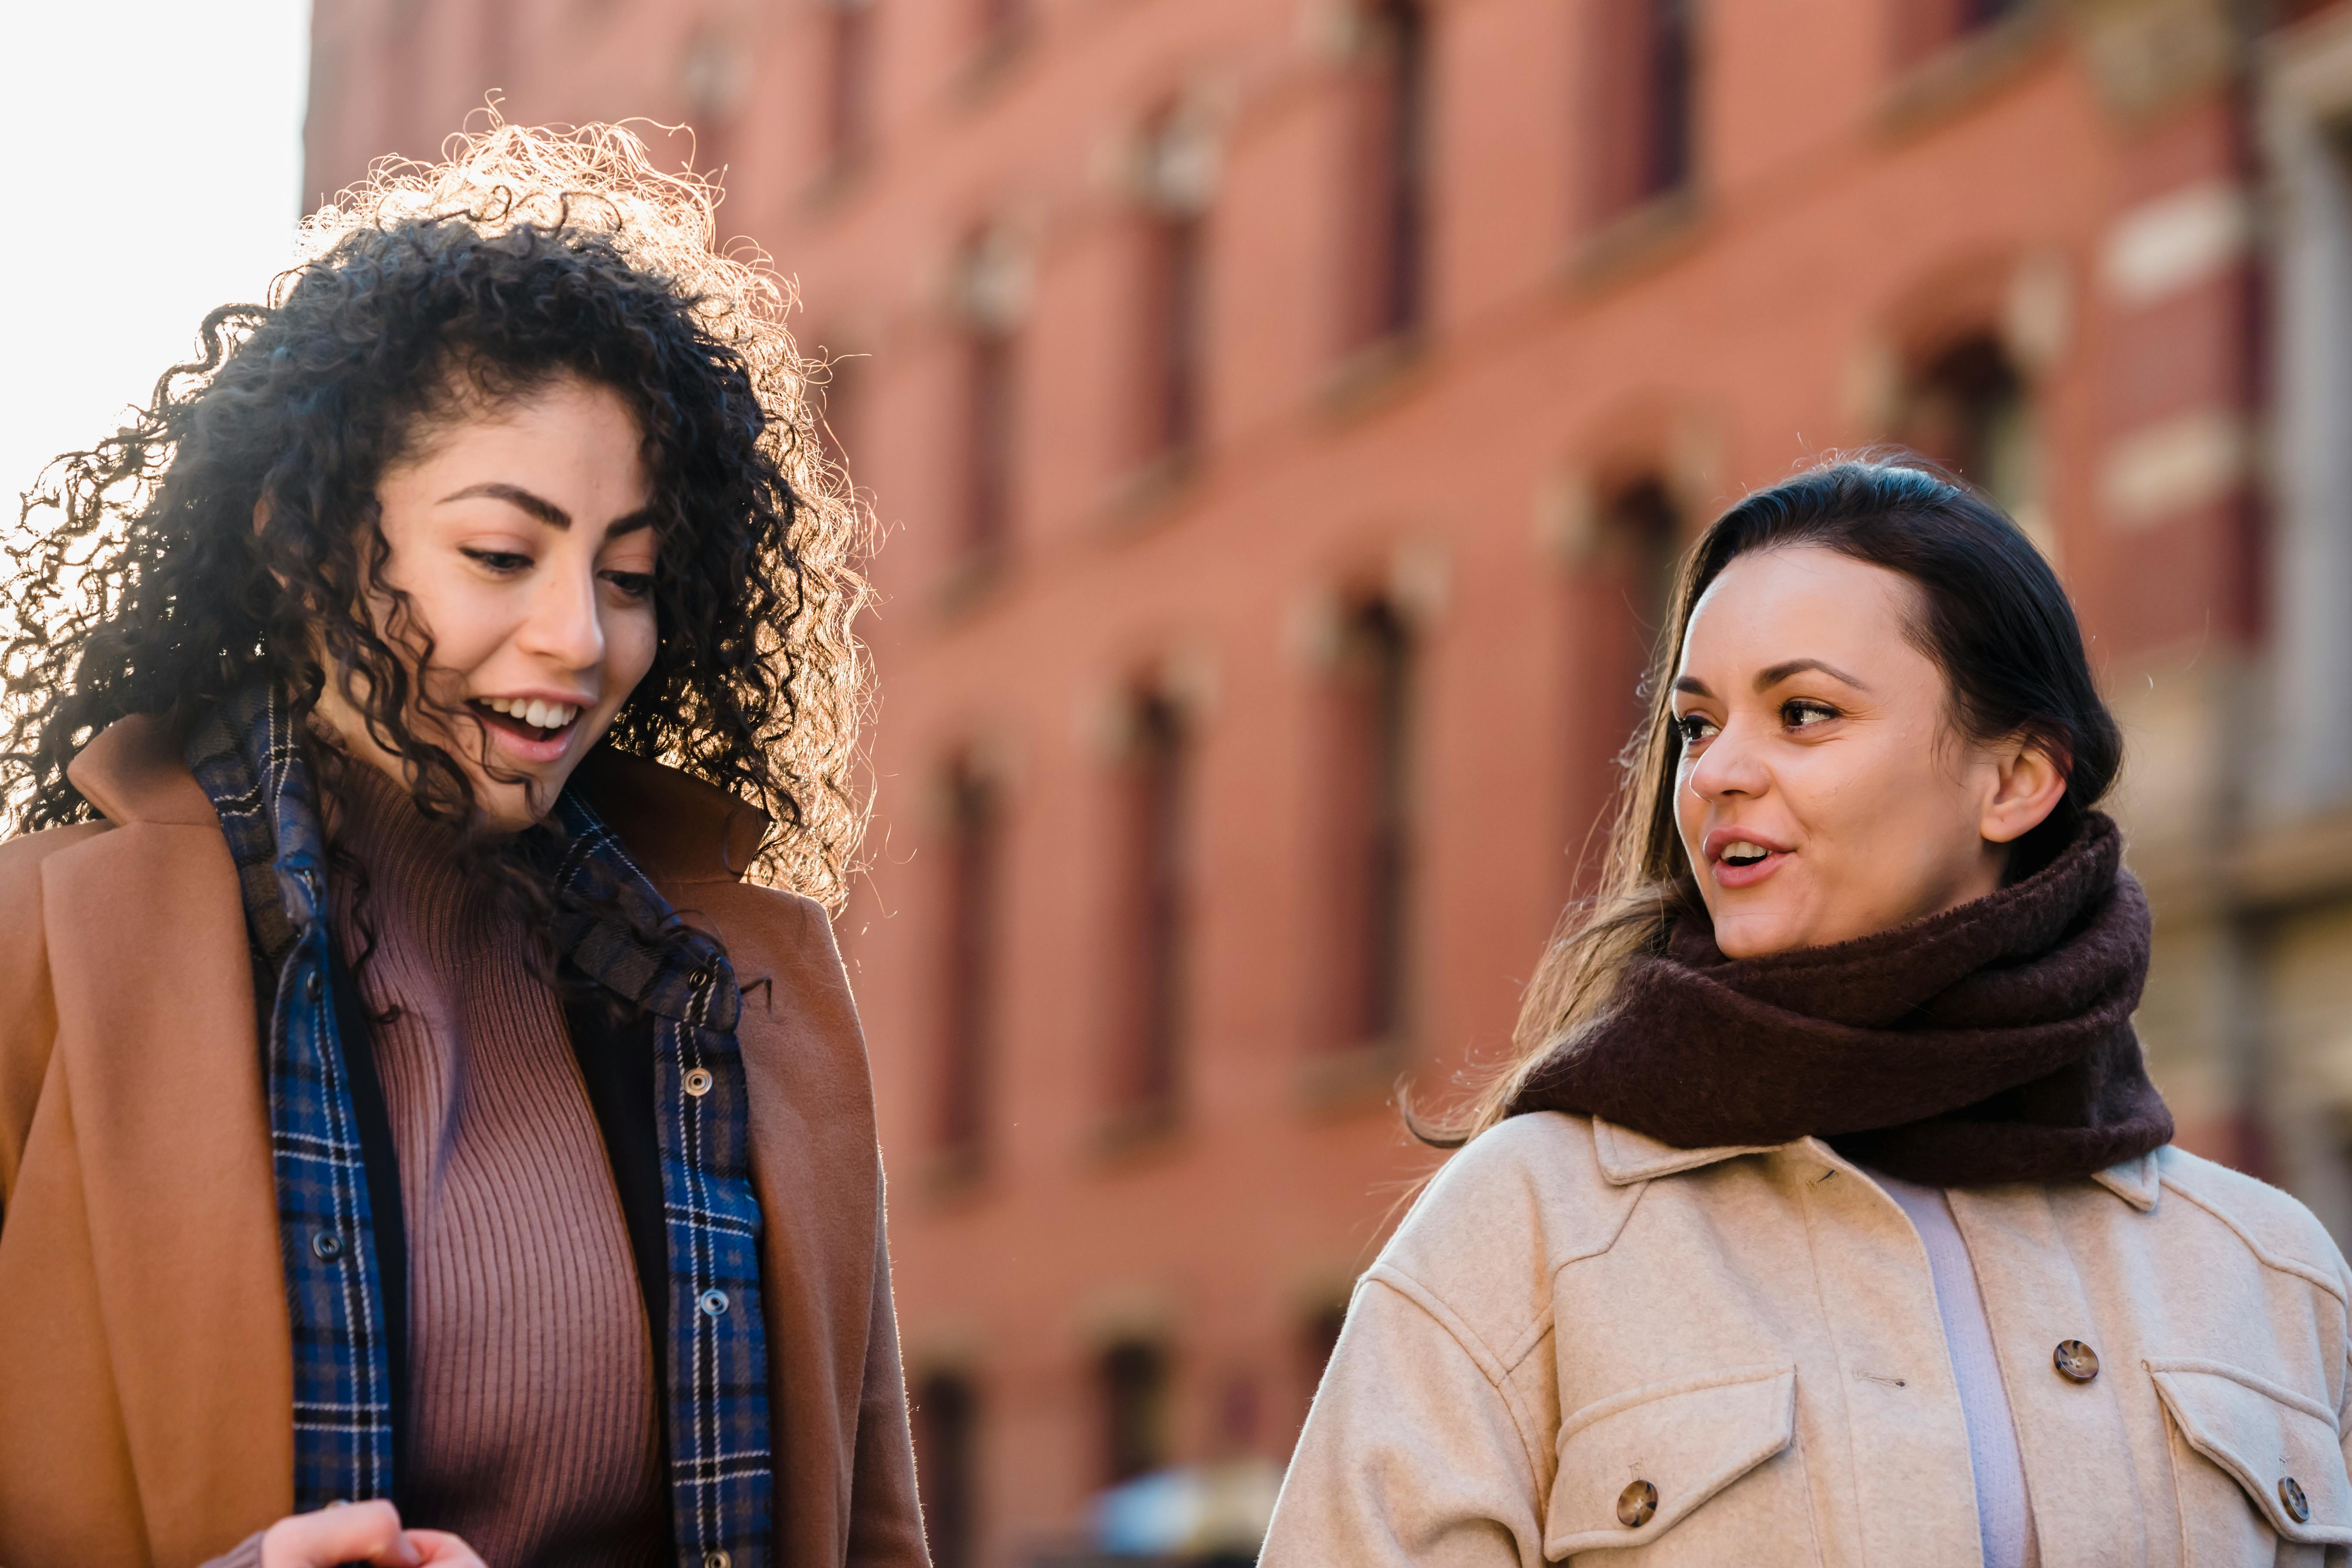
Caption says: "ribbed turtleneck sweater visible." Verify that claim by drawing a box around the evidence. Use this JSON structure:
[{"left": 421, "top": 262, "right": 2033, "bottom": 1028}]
[{"left": 204, "top": 761, "right": 670, "bottom": 1566}]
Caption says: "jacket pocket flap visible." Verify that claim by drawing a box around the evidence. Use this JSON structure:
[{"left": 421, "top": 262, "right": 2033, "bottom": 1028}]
[
  {"left": 1546, "top": 1363, "right": 1796, "bottom": 1558},
  {"left": 2150, "top": 1357, "right": 2352, "bottom": 1545}
]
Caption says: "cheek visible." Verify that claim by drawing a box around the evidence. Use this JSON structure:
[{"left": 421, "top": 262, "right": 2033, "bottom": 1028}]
[
  {"left": 605, "top": 605, "right": 660, "bottom": 699},
  {"left": 387, "top": 560, "right": 511, "bottom": 673}
]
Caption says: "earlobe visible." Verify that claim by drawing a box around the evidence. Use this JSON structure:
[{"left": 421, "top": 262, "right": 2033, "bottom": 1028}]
[{"left": 1981, "top": 744, "right": 2069, "bottom": 845}]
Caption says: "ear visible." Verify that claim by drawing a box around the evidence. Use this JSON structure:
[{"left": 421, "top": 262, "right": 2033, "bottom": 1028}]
[{"left": 1980, "top": 740, "right": 2067, "bottom": 845}]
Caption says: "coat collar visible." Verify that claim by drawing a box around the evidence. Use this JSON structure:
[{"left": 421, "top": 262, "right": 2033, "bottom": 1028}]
[
  {"left": 67, "top": 711, "right": 771, "bottom": 886},
  {"left": 1589, "top": 1116, "right": 2163, "bottom": 1213}
]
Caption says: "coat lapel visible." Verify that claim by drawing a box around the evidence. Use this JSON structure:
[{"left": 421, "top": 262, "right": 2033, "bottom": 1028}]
[{"left": 52, "top": 717, "right": 292, "bottom": 1560}]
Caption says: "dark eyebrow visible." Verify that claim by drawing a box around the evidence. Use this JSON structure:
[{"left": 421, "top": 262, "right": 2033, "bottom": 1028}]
[
  {"left": 1755, "top": 658, "right": 1870, "bottom": 693},
  {"left": 439, "top": 482, "right": 571, "bottom": 529},
  {"left": 604, "top": 508, "right": 657, "bottom": 538},
  {"left": 1673, "top": 676, "right": 1714, "bottom": 698}
]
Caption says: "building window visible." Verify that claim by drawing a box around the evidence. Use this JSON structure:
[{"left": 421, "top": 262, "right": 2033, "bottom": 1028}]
[
  {"left": 1100, "top": 1340, "right": 1170, "bottom": 1484},
  {"left": 938, "top": 757, "right": 1001, "bottom": 1163},
  {"left": 1346, "top": 0, "right": 1429, "bottom": 348},
  {"left": 1135, "top": 109, "right": 1216, "bottom": 465},
  {"left": 1588, "top": 0, "right": 1695, "bottom": 226},
  {"left": 913, "top": 1371, "right": 979, "bottom": 1568},
  {"left": 1894, "top": 0, "right": 2027, "bottom": 65},
  {"left": 1599, "top": 476, "right": 1683, "bottom": 731},
  {"left": 977, "top": 0, "right": 1025, "bottom": 51},
  {"left": 956, "top": 229, "right": 1028, "bottom": 563},
  {"left": 1109, "top": 689, "right": 1191, "bottom": 1121},
  {"left": 824, "top": 0, "right": 877, "bottom": 170},
  {"left": 1900, "top": 333, "right": 2049, "bottom": 556},
  {"left": 1327, "top": 598, "right": 1414, "bottom": 1051},
  {"left": 1301, "top": 1301, "right": 1348, "bottom": 1399}
]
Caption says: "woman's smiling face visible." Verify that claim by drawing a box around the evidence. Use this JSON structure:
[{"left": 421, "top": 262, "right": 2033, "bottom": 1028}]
[
  {"left": 1669, "top": 544, "right": 2065, "bottom": 958},
  {"left": 316, "top": 373, "right": 660, "bottom": 830}
]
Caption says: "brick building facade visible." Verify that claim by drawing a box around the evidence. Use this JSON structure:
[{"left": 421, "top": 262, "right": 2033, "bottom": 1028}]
[{"left": 302, "top": 0, "right": 2352, "bottom": 1561}]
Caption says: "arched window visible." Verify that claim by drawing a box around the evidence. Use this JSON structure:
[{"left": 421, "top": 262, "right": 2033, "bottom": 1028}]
[
  {"left": 1588, "top": 0, "right": 1695, "bottom": 226},
  {"left": 1901, "top": 332, "right": 2049, "bottom": 556},
  {"left": 824, "top": 0, "right": 878, "bottom": 169},
  {"left": 937, "top": 756, "right": 1002, "bottom": 1164},
  {"left": 1100, "top": 1340, "right": 1171, "bottom": 1484},
  {"left": 955, "top": 228, "right": 1027, "bottom": 563},
  {"left": 1109, "top": 688, "right": 1191, "bottom": 1122},
  {"left": 1894, "top": 0, "right": 2027, "bottom": 67},
  {"left": 913, "top": 1371, "right": 980, "bottom": 1568},
  {"left": 1136, "top": 109, "right": 1215, "bottom": 464},
  {"left": 1326, "top": 597, "right": 1415, "bottom": 1051},
  {"left": 1347, "top": 0, "right": 1429, "bottom": 348}
]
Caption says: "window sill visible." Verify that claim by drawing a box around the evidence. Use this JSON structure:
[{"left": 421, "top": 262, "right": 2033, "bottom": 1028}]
[
  {"left": 1296, "top": 1038, "right": 1407, "bottom": 1119},
  {"left": 1875, "top": 6, "right": 2057, "bottom": 142},
  {"left": 1089, "top": 1099, "right": 1187, "bottom": 1167},
  {"left": 1319, "top": 331, "right": 1430, "bottom": 425},
  {"left": 931, "top": 546, "right": 1013, "bottom": 622},
  {"left": 1568, "top": 185, "right": 1707, "bottom": 299},
  {"left": 921, "top": 1143, "right": 991, "bottom": 1206},
  {"left": 1099, "top": 449, "right": 1201, "bottom": 537}
]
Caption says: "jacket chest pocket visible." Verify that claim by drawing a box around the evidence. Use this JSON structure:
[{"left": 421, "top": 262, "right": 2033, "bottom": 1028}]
[
  {"left": 2151, "top": 1358, "right": 2352, "bottom": 1567},
  {"left": 1545, "top": 1363, "right": 1816, "bottom": 1565}
]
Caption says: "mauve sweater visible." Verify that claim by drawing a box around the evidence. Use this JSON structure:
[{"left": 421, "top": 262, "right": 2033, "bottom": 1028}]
[{"left": 208, "top": 762, "right": 668, "bottom": 1567}]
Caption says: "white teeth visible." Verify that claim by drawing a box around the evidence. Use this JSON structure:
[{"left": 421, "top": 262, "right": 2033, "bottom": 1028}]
[
  {"left": 1723, "top": 841, "right": 1770, "bottom": 862},
  {"left": 476, "top": 697, "right": 580, "bottom": 730}
]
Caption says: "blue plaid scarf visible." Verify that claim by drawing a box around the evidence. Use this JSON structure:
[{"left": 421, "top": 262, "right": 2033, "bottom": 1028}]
[{"left": 187, "top": 684, "right": 775, "bottom": 1566}]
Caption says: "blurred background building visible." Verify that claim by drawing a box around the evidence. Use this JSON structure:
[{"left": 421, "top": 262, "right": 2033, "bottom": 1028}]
[{"left": 303, "top": 0, "right": 2352, "bottom": 1561}]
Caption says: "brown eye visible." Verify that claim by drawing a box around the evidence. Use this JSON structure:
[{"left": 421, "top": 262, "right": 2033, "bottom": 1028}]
[
  {"left": 1782, "top": 699, "right": 1837, "bottom": 729},
  {"left": 602, "top": 570, "right": 655, "bottom": 601}
]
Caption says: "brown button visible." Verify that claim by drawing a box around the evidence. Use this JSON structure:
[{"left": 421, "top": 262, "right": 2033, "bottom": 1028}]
[
  {"left": 2282, "top": 1476, "right": 2311, "bottom": 1524},
  {"left": 2053, "top": 1340, "right": 2099, "bottom": 1382},
  {"left": 1616, "top": 1480, "right": 1658, "bottom": 1528}
]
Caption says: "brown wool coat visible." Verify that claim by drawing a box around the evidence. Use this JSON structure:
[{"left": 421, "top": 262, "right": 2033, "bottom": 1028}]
[{"left": 0, "top": 714, "right": 929, "bottom": 1568}]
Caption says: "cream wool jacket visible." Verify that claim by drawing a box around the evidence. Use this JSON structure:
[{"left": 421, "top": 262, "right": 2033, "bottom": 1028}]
[{"left": 1262, "top": 1111, "right": 2352, "bottom": 1567}]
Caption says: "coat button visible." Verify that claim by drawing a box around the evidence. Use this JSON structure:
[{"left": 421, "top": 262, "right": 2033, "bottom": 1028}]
[
  {"left": 684, "top": 1068, "right": 714, "bottom": 1098},
  {"left": 304, "top": 970, "right": 323, "bottom": 1003},
  {"left": 703, "top": 1552, "right": 731, "bottom": 1568},
  {"left": 1616, "top": 1480, "right": 1658, "bottom": 1528},
  {"left": 699, "top": 1289, "right": 730, "bottom": 1318},
  {"left": 2053, "top": 1340, "right": 2100, "bottom": 1382},
  {"left": 2282, "top": 1476, "right": 2311, "bottom": 1524},
  {"left": 311, "top": 1230, "right": 344, "bottom": 1260}
]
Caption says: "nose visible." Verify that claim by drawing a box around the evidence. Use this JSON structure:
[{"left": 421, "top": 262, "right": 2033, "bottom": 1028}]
[
  {"left": 1685, "top": 716, "right": 1770, "bottom": 804},
  {"left": 514, "top": 556, "right": 606, "bottom": 673}
]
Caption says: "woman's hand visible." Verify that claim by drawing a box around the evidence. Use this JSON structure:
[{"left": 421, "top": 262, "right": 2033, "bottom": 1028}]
[{"left": 259, "top": 1500, "right": 484, "bottom": 1568}]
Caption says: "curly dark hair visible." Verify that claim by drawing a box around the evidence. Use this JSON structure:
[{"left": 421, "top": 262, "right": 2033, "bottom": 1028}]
[{"left": 1, "top": 121, "right": 868, "bottom": 911}]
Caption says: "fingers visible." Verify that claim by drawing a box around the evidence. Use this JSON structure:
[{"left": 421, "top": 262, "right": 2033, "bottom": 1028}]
[
  {"left": 259, "top": 1501, "right": 422, "bottom": 1568},
  {"left": 402, "top": 1529, "right": 489, "bottom": 1567}
]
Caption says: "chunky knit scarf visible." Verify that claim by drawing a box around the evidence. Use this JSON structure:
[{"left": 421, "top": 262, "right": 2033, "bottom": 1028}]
[{"left": 1509, "top": 812, "right": 2173, "bottom": 1186}]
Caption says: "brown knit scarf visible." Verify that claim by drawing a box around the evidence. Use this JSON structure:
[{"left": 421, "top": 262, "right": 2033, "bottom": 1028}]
[{"left": 1508, "top": 812, "right": 2172, "bottom": 1186}]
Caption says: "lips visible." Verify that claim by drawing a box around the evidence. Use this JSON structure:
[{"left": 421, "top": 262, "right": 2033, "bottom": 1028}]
[
  {"left": 466, "top": 694, "right": 592, "bottom": 761},
  {"left": 1702, "top": 826, "right": 1793, "bottom": 890}
]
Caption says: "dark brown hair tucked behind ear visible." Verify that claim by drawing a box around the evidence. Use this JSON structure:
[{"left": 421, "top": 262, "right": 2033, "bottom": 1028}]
[{"left": 1414, "top": 454, "right": 2122, "bottom": 1147}]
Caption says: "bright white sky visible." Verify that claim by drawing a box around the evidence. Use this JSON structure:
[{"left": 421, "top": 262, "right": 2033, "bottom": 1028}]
[{"left": 0, "top": 0, "right": 311, "bottom": 530}]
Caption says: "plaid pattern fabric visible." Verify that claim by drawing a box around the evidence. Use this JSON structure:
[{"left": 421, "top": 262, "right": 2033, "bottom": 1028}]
[
  {"left": 185, "top": 683, "right": 397, "bottom": 1507},
  {"left": 546, "top": 791, "right": 774, "bottom": 1568},
  {"left": 190, "top": 685, "right": 775, "bottom": 1565}
]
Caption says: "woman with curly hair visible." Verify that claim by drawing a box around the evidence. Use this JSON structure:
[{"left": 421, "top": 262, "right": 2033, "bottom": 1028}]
[{"left": 0, "top": 124, "right": 923, "bottom": 1568}]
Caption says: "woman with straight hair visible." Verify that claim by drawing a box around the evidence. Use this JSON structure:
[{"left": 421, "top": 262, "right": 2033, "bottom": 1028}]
[
  {"left": 0, "top": 124, "right": 925, "bottom": 1568},
  {"left": 1262, "top": 459, "right": 2352, "bottom": 1566}
]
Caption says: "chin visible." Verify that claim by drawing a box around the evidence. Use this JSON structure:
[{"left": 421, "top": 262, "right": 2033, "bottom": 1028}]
[{"left": 1709, "top": 911, "right": 1805, "bottom": 960}]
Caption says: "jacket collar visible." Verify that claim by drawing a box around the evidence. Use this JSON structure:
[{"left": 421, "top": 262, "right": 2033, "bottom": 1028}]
[
  {"left": 66, "top": 712, "right": 770, "bottom": 887},
  {"left": 1590, "top": 1116, "right": 2163, "bottom": 1213}
]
